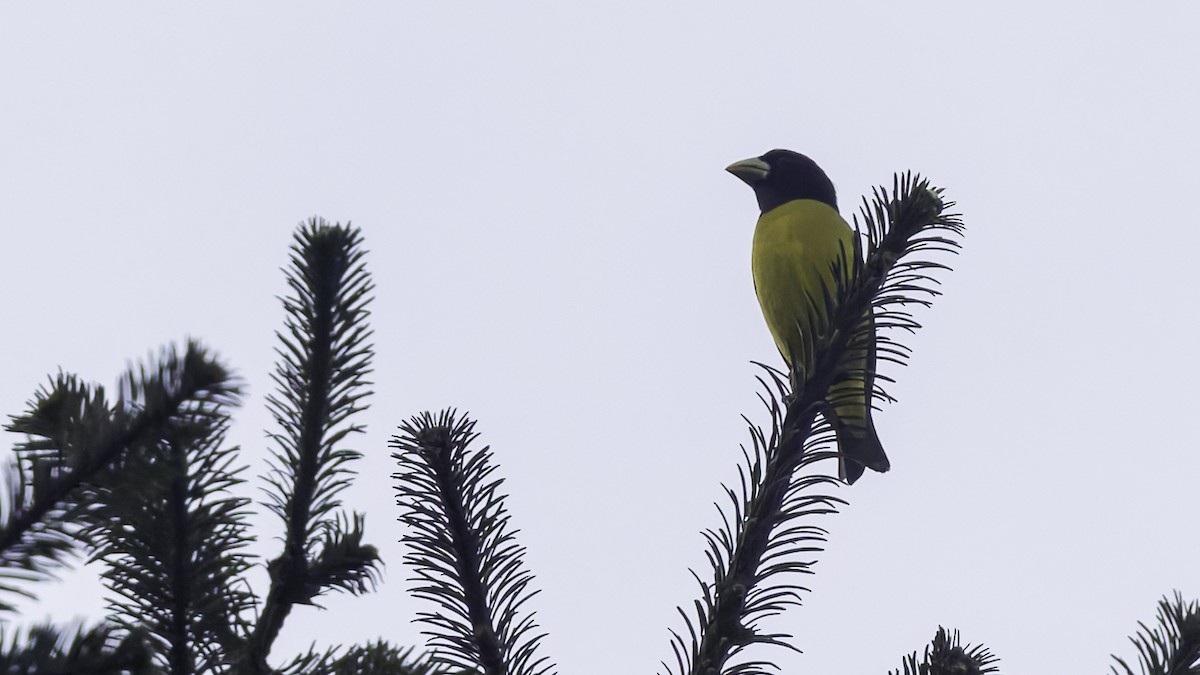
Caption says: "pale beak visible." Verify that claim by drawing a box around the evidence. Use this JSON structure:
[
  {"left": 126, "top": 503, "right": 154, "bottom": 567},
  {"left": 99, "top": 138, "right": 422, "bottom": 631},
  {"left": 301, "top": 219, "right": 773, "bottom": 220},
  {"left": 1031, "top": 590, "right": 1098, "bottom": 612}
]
[{"left": 725, "top": 157, "right": 771, "bottom": 185}]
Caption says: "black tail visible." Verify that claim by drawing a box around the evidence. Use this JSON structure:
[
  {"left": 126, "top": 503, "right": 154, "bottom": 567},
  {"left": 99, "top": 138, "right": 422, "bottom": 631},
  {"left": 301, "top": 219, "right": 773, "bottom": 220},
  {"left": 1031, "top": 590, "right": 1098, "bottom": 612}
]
[
  {"left": 827, "top": 310, "right": 889, "bottom": 484},
  {"left": 833, "top": 419, "right": 890, "bottom": 484}
]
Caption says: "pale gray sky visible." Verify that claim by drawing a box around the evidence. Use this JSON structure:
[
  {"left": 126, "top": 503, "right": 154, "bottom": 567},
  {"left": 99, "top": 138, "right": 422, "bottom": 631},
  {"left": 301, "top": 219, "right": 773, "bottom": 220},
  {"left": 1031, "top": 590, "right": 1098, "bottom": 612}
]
[{"left": 3, "top": 3, "right": 1199, "bottom": 673}]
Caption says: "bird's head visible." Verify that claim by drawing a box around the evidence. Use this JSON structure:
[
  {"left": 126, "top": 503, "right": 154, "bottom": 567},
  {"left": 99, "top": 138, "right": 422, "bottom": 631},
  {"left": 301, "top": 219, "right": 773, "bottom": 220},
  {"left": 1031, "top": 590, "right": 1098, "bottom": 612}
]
[{"left": 726, "top": 149, "right": 838, "bottom": 214}]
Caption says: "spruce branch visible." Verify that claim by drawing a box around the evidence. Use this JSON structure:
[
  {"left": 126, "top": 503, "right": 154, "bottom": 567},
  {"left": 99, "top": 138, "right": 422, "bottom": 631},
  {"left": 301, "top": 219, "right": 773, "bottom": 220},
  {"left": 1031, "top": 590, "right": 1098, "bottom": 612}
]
[
  {"left": 392, "top": 410, "right": 553, "bottom": 675},
  {"left": 665, "top": 372, "right": 842, "bottom": 675},
  {"left": 302, "top": 512, "right": 382, "bottom": 602},
  {"left": 241, "top": 218, "right": 377, "bottom": 673},
  {"left": 1112, "top": 592, "right": 1200, "bottom": 675},
  {"left": 889, "top": 628, "right": 1000, "bottom": 675},
  {"left": 0, "top": 342, "right": 238, "bottom": 613},
  {"left": 84, "top": 344, "right": 254, "bottom": 673},
  {"left": 0, "top": 622, "right": 153, "bottom": 675},
  {"left": 277, "top": 641, "right": 445, "bottom": 675},
  {"left": 666, "top": 175, "right": 962, "bottom": 675}
]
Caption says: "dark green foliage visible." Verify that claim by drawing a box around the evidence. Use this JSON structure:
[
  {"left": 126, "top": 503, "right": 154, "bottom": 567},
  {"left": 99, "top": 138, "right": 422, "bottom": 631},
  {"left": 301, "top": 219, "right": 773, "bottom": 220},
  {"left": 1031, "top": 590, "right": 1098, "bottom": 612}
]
[
  {"left": 2, "top": 342, "right": 244, "bottom": 673},
  {"left": 302, "top": 512, "right": 382, "bottom": 602},
  {"left": 2, "top": 343, "right": 239, "bottom": 614},
  {"left": 84, "top": 345, "right": 254, "bottom": 672},
  {"left": 1112, "top": 592, "right": 1200, "bottom": 675},
  {"left": 392, "top": 410, "right": 552, "bottom": 675},
  {"left": 260, "top": 220, "right": 375, "bottom": 541},
  {"left": 0, "top": 219, "right": 417, "bottom": 674},
  {"left": 277, "top": 641, "right": 445, "bottom": 675},
  {"left": 889, "top": 628, "right": 999, "bottom": 675},
  {"left": 0, "top": 375, "right": 110, "bottom": 610},
  {"left": 241, "top": 218, "right": 381, "bottom": 672},
  {"left": 666, "top": 370, "right": 843, "bottom": 675},
  {"left": 0, "top": 621, "right": 152, "bottom": 675}
]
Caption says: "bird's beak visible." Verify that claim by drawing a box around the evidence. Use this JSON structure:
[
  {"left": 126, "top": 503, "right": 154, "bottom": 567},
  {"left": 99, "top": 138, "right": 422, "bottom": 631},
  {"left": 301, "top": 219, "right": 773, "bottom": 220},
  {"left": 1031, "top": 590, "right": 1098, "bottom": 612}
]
[{"left": 725, "top": 157, "right": 771, "bottom": 185}]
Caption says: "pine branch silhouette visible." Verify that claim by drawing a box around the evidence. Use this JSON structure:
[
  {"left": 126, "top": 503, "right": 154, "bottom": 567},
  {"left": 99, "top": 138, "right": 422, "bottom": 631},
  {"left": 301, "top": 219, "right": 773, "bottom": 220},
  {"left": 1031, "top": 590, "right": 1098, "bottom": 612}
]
[
  {"left": 239, "top": 218, "right": 380, "bottom": 673},
  {"left": 83, "top": 345, "right": 254, "bottom": 673},
  {"left": 889, "top": 628, "right": 999, "bottom": 675},
  {"left": 0, "top": 621, "right": 152, "bottom": 675},
  {"left": 2, "top": 343, "right": 238, "bottom": 614},
  {"left": 275, "top": 641, "right": 443, "bottom": 675},
  {"left": 1, "top": 219, "right": 422, "bottom": 674},
  {"left": 392, "top": 410, "right": 552, "bottom": 675},
  {"left": 1112, "top": 592, "right": 1200, "bottom": 675}
]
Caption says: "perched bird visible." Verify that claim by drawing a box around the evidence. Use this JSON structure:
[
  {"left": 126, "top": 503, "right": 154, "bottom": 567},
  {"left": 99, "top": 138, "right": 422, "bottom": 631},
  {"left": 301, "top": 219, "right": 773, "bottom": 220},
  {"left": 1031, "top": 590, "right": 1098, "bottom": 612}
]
[{"left": 726, "top": 149, "right": 889, "bottom": 484}]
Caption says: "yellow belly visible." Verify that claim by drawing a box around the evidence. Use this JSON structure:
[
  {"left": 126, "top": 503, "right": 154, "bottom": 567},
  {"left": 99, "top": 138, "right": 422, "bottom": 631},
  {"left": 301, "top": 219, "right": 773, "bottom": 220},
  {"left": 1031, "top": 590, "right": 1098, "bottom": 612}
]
[{"left": 751, "top": 199, "right": 855, "bottom": 371}]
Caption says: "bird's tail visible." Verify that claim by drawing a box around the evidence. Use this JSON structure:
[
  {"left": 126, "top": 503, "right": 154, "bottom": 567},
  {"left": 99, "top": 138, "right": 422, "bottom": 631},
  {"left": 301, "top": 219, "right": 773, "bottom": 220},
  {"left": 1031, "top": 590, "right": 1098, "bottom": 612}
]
[
  {"left": 829, "top": 408, "right": 890, "bottom": 484},
  {"left": 826, "top": 311, "right": 890, "bottom": 484}
]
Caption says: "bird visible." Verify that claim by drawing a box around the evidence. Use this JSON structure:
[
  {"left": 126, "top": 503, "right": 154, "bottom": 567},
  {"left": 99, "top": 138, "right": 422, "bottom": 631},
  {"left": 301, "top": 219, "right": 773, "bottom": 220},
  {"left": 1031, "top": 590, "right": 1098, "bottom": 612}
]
[{"left": 726, "top": 149, "right": 889, "bottom": 484}]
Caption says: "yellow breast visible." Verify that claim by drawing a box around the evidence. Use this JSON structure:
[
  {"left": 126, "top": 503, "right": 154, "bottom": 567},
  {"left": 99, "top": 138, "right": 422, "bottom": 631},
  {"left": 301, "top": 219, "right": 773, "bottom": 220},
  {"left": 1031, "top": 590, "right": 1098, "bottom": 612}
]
[{"left": 751, "top": 199, "right": 855, "bottom": 369}]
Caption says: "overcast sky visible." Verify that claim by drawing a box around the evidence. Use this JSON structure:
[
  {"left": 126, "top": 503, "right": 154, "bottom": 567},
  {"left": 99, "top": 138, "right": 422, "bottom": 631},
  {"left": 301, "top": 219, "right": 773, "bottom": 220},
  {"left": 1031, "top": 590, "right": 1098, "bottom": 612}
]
[{"left": 3, "top": 3, "right": 1199, "bottom": 673}]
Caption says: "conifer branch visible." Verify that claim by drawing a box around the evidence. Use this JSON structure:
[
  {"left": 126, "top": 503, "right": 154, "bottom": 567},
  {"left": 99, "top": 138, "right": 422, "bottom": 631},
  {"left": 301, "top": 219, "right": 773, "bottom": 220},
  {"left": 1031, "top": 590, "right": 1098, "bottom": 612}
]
[
  {"left": 0, "top": 622, "right": 153, "bottom": 675},
  {"left": 240, "top": 219, "right": 377, "bottom": 673},
  {"left": 666, "top": 372, "right": 841, "bottom": 675},
  {"left": 302, "top": 513, "right": 382, "bottom": 601},
  {"left": 392, "top": 410, "right": 553, "bottom": 675},
  {"left": 277, "top": 641, "right": 444, "bottom": 675},
  {"left": 889, "top": 628, "right": 999, "bottom": 675},
  {"left": 1111, "top": 592, "right": 1200, "bottom": 675},
  {"left": 1, "top": 342, "right": 238, "bottom": 613},
  {"left": 84, "top": 344, "right": 254, "bottom": 673}
]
